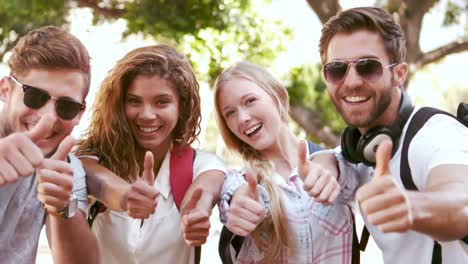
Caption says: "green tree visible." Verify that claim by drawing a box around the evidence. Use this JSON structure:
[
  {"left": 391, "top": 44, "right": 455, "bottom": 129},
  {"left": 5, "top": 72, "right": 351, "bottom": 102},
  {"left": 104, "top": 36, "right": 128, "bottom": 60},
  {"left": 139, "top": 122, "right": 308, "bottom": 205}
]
[
  {"left": 0, "top": 0, "right": 291, "bottom": 87},
  {"left": 0, "top": 0, "right": 71, "bottom": 57},
  {"left": 1, "top": 0, "right": 466, "bottom": 147}
]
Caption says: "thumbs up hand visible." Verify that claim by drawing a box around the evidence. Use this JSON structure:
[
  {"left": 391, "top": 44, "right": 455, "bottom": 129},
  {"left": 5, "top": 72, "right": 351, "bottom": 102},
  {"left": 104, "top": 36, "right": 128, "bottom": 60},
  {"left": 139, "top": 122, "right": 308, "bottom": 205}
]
[
  {"left": 37, "top": 135, "right": 76, "bottom": 216},
  {"left": 181, "top": 188, "right": 211, "bottom": 246},
  {"left": 0, "top": 114, "right": 55, "bottom": 186},
  {"left": 126, "top": 151, "right": 159, "bottom": 219},
  {"left": 299, "top": 140, "right": 340, "bottom": 205},
  {"left": 225, "top": 169, "right": 266, "bottom": 237},
  {"left": 356, "top": 140, "right": 413, "bottom": 233}
]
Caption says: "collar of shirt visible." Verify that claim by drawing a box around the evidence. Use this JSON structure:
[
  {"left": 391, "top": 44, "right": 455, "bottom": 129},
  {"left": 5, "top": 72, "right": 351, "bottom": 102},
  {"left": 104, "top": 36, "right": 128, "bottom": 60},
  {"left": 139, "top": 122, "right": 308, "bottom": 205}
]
[
  {"left": 270, "top": 169, "right": 302, "bottom": 196},
  {"left": 154, "top": 146, "right": 172, "bottom": 200}
]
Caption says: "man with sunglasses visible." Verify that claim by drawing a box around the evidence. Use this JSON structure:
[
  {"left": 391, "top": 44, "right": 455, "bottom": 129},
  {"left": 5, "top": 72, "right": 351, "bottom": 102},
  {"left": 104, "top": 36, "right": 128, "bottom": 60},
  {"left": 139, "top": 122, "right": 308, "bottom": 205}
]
[
  {"left": 0, "top": 26, "right": 99, "bottom": 263},
  {"left": 319, "top": 7, "right": 468, "bottom": 264}
]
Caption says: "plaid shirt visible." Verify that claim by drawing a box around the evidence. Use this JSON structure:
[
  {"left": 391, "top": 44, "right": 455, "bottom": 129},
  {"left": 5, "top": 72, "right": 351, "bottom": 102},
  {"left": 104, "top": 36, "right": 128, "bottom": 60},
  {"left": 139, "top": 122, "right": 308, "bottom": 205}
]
[{"left": 219, "top": 151, "right": 359, "bottom": 264}]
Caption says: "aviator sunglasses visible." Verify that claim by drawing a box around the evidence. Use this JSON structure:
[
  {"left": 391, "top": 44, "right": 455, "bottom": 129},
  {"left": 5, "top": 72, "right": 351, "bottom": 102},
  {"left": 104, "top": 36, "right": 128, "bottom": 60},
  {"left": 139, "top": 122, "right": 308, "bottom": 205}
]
[
  {"left": 323, "top": 58, "right": 398, "bottom": 85},
  {"left": 9, "top": 75, "right": 85, "bottom": 120}
]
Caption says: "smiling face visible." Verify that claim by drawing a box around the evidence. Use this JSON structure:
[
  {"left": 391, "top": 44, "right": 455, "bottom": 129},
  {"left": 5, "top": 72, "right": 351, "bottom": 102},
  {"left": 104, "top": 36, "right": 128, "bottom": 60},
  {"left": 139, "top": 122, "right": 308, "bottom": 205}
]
[
  {"left": 325, "top": 30, "right": 405, "bottom": 130},
  {"left": 0, "top": 69, "right": 86, "bottom": 156},
  {"left": 217, "top": 77, "right": 283, "bottom": 152},
  {"left": 125, "top": 74, "right": 179, "bottom": 152}
]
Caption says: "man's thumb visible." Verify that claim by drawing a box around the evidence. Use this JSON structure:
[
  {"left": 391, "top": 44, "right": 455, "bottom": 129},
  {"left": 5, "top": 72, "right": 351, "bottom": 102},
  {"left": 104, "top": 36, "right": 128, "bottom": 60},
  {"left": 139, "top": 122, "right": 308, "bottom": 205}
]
[
  {"left": 25, "top": 114, "right": 55, "bottom": 143},
  {"left": 51, "top": 136, "right": 76, "bottom": 161},
  {"left": 297, "top": 140, "right": 309, "bottom": 180},
  {"left": 245, "top": 169, "right": 258, "bottom": 200},
  {"left": 142, "top": 151, "right": 155, "bottom": 186},
  {"left": 374, "top": 140, "right": 393, "bottom": 178}
]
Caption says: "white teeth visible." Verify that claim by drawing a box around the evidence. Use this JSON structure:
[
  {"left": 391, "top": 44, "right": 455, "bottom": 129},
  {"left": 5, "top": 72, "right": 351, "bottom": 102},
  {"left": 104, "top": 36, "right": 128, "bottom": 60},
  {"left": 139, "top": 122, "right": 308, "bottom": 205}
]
[
  {"left": 345, "top": 96, "right": 368, "bottom": 103},
  {"left": 139, "top": 126, "right": 160, "bottom": 133},
  {"left": 244, "top": 124, "right": 262, "bottom": 136}
]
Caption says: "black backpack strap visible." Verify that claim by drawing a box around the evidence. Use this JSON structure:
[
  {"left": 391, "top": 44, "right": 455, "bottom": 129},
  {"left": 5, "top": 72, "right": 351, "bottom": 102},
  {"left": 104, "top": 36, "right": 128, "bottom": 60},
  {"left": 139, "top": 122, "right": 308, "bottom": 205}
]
[
  {"left": 457, "top": 102, "right": 468, "bottom": 124},
  {"left": 87, "top": 200, "right": 107, "bottom": 227},
  {"left": 194, "top": 246, "right": 201, "bottom": 264},
  {"left": 431, "top": 242, "right": 442, "bottom": 264},
  {"left": 218, "top": 227, "right": 238, "bottom": 264},
  {"left": 400, "top": 107, "right": 450, "bottom": 191},
  {"left": 400, "top": 107, "right": 468, "bottom": 262},
  {"left": 463, "top": 236, "right": 468, "bottom": 244},
  {"left": 359, "top": 227, "right": 370, "bottom": 251},
  {"left": 350, "top": 207, "right": 361, "bottom": 264}
]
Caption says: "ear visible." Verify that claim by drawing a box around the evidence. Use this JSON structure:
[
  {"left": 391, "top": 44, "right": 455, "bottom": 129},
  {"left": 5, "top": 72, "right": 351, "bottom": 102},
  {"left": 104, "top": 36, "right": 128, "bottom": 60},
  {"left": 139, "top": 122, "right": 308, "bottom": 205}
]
[
  {"left": 392, "top": 62, "right": 408, "bottom": 87},
  {"left": 0, "top": 77, "right": 11, "bottom": 103}
]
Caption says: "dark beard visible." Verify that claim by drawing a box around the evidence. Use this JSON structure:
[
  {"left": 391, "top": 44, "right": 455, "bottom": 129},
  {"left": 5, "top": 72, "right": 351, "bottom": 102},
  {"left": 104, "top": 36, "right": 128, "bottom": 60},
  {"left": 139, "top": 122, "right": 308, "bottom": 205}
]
[
  {"left": 334, "top": 82, "right": 394, "bottom": 128},
  {"left": 360, "top": 89, "right": 392, "bottom": 127}
]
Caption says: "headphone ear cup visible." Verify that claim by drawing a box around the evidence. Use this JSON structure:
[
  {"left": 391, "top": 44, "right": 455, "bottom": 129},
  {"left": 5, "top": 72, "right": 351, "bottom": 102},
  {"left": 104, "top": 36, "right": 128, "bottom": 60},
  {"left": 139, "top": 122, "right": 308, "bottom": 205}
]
[
  {"left": 357, "top": 127, "right": 394, "bottom": 166},
  {"left": 341, "top": 127, "right": 362, "bottom": 164}
]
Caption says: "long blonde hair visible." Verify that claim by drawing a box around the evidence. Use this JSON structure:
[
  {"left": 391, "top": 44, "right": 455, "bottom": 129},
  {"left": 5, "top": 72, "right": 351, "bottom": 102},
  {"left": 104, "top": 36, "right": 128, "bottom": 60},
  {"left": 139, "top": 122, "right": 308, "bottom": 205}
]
[
  {"left": 75, "top": 45, "right": 201, "bottom": 182},
  {"left": 213, "top": 62, "right": 294, "bottom": 260}
]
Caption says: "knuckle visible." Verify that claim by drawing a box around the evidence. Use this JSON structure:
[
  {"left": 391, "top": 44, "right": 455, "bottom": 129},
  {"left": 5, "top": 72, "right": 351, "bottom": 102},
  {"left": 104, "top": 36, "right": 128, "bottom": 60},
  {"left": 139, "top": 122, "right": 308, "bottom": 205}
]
[
  {"left": 6, "top": 174, "right": 18, "bottom": 183},
  {"left": 309, "top": 190, "right": 319, "bottom": 197}
]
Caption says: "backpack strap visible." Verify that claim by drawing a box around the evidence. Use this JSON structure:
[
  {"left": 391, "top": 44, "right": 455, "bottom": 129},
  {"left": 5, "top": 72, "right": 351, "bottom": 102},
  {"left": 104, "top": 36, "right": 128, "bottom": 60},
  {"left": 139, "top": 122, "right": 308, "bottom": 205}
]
[
  {"left": 350, "top": 207, "right": 361, "bottom": 264},
  {"left": 359, "top": 106, "right": 468, "bottom": 260},
  {"left": 399, "top": 107, "right": 467, "bottom": 263},
  {"left": 457, "top": 102, "right": 468, "bottom": 124},
  {"left": 169, "top": 144, "right": 201, "bottom": 264},
  {"left": 400, "top": 107, "right": 451, "bottom": 191},
  {"left": 169, "top": 144, "right": 195, "bottom": 211}
]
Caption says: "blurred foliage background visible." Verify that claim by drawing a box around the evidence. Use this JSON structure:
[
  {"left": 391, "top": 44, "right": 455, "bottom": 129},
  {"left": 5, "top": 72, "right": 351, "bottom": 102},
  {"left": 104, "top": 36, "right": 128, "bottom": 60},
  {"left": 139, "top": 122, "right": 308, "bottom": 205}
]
[{"left": 1, "top": 0, "right": 467, "bottom": 154}]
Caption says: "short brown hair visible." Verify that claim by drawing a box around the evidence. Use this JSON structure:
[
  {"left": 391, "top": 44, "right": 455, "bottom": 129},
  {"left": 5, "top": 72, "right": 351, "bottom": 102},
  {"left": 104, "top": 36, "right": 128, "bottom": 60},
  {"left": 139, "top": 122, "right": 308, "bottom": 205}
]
[
  {"left": 8, "top": 25, "right": 91, "bottom": 95},
  {"left": 319, "top": 7, "right": 406, "bottom": 64},
  {"left": 75, "top": 45, "right": 201, "bottom": 182}
]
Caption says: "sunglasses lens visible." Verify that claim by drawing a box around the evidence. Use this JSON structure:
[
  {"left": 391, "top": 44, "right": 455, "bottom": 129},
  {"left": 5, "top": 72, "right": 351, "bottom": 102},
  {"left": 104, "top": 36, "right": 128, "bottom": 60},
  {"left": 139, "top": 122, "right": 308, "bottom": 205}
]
[
  {"left": 324, "top": 61, "right": 349, "bottom": 84},
  {"left": 23, "top": 86, "right": 50, "bottom": 109},
  {"left": 356, "top": 59, "right": 383, "bottom": 82},
  {"left": 56, "top": 99, "right": 83, "bottom": 120}
]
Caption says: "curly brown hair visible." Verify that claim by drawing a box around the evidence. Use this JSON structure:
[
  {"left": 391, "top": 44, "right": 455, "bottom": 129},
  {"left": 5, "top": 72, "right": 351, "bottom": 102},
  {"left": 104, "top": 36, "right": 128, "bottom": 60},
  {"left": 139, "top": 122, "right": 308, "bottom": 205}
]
[{"left": 75, "top": 45, "right": 201, "bottom": 182}]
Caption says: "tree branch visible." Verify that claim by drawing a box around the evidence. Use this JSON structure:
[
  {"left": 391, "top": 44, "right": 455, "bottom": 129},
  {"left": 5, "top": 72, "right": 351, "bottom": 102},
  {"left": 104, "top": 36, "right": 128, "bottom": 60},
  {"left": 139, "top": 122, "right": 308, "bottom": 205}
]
[
  {"left": 289, "top": 103, "right": 340, "bottom": 147},
  {"left": 75, "top": 0, "right": 125, "bottom": 18},
  {"left": 403, "top": 0, "right": 438, "bottom": 15},
  {"left": 413, "top": 37, "right": 468, "bottom": 70},
  {"left": 305, "top": 0, "right": 341, "bottom": 24}
]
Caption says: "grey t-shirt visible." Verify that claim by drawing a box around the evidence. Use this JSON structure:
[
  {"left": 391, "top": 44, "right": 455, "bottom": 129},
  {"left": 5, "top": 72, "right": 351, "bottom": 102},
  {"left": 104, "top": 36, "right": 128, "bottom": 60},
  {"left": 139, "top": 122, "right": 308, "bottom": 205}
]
[{"left": 0, "top": 154, "right": 87, "bottom": 263}]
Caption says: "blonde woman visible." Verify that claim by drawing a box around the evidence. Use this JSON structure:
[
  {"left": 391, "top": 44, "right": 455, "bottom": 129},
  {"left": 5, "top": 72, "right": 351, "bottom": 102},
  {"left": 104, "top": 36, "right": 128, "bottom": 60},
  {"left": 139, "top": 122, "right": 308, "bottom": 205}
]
[{"left": 214, "top": 62, "right": 358, "bottom": 263}]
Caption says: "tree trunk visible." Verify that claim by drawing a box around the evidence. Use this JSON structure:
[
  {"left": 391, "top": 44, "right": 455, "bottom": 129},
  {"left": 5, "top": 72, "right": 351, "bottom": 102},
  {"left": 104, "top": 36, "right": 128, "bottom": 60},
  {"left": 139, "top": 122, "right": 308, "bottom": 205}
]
[{"left": 289, "top": 103, "right": 340, "bottom": 147}]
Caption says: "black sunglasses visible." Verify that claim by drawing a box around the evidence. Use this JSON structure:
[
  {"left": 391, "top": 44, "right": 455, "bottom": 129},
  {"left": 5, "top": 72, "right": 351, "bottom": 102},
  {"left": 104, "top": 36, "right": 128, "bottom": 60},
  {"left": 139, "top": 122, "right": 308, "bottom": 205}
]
[
  {"left": 323, "top": 58, "right": 398, "bottom": 85},
  {"left": 9, "top": 75, "right": 85, "bottom": 120}
]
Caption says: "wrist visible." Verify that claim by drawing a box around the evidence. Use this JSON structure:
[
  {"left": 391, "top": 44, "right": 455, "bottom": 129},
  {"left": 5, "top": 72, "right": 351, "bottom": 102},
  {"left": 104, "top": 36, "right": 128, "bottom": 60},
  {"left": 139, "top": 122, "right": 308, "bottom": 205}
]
[
  {"left": 407, "top": 191, "right": 433, "bottom": 229},
  {"left": 121, "top": 189, "right": 130, "bottom": 211},
  {"left": 54, "top": 194, "right": 78, "bottom": 219}
]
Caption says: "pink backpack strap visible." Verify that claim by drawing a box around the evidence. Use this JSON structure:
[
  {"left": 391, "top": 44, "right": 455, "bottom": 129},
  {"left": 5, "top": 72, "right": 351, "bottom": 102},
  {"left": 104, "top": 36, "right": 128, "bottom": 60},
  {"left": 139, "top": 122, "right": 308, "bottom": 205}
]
[{"left": 169, "top": 144, "right": 195, "bottom": 211}]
